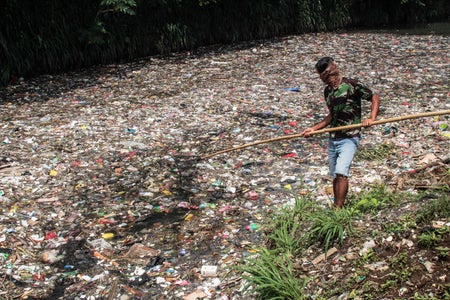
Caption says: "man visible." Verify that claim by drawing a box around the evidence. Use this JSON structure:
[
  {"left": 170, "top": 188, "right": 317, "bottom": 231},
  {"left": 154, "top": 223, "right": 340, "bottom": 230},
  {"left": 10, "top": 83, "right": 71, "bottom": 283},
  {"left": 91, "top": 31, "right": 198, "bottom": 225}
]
[{"left": 301, "top": 57, "right": 380, "bottom": 209}]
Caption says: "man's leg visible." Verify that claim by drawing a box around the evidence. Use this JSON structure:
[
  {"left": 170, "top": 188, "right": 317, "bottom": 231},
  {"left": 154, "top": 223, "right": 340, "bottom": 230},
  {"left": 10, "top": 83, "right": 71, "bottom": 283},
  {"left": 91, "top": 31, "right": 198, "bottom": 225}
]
[
  {"left": 333, "top": 174, "right": 348, "bottom": 209},
  {"left": 331, "top": 137, "right": 359, "bottom": 209},
  {"left": 329, "top": 138, "right": 337, "bottom": 207}
]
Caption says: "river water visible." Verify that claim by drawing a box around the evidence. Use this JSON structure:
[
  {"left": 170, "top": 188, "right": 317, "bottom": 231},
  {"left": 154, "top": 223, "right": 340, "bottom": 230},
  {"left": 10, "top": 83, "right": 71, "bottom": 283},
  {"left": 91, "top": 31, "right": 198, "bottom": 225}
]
[{"left": 352, "top": 21, "right": 450, "bottom": 35}]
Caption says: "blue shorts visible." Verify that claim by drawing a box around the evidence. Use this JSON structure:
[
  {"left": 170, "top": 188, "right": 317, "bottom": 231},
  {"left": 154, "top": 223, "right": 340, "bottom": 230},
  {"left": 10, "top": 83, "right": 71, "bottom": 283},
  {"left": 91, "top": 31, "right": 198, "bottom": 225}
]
[{"left": 328, "top": 137, "right": 360, "bottom": 178}]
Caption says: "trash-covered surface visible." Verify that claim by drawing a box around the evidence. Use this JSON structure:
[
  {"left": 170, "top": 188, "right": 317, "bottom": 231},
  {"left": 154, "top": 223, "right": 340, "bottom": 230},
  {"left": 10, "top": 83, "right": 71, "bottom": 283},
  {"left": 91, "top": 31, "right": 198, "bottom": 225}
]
[{"left": 0, "top": 32, "right": 449, "bottom": 299}]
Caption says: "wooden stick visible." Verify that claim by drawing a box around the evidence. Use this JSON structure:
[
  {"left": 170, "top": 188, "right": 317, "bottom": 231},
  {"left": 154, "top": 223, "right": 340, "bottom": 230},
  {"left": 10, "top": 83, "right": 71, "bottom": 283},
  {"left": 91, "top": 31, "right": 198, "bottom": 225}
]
[{"left": 201, "top": 110, "right": 450, "bottom": 159}]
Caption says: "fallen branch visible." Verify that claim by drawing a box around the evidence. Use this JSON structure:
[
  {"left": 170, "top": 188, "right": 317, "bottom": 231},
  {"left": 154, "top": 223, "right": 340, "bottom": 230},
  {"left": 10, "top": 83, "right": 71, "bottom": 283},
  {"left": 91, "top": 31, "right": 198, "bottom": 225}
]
[{"left": 202, "top": 110, "right": 450, "bottom": 159}]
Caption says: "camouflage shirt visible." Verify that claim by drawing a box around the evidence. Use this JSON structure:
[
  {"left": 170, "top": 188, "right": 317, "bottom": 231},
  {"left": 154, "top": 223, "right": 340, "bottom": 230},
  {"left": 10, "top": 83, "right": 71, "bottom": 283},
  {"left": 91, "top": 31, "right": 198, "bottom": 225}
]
[{"left": 324, "top": 77, "right": 374, "bottom": 138}]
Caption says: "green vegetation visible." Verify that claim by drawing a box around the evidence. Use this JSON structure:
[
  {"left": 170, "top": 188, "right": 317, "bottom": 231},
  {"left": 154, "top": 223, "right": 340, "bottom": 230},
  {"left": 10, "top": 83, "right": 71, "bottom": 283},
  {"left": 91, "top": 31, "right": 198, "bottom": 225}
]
[
  {"left": 237, "top": 186, "right": 450, "bottom": 299},
  {"left": 265, "top": 193, "right": 315, "bottom": 255},
  {"left": 351, "top": 183, "right": 402, "bottom": 213},
  {"left": 237, "top": 192, "right": 361, "bottom": 299},
  {"left": 415, "top": 194, "right": 450, "bottom": 224},
  {"left": 355, "top": 143, "right": 395, "bottom": 162},
  {"left": 1, "top": 0, "right": 449, "bottom": 86},
  {"left": 306, "top": 207, "right": 358, "bottom": 251},
  {"left": 382, "top": 213, "right": 418, "bottom": 236},
  {"left": 418, "top": 231, "right": 441, "bottom": 248},
  {"left": 239, "top": 248, "right": 309, "bottom": 300},
  {"left": 436, "top": 246, "right": 449, "bottom": 260},
  {"left": 348, "top": 183, "right": 420, "bottom": 227}
]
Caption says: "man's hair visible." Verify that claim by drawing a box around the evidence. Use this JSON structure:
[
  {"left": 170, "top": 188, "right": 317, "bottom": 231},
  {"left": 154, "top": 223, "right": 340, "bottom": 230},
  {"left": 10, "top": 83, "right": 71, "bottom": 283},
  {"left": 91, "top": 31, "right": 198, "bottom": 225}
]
[{"left": 315, "top": 57, "right": 334, "bottom": 73}]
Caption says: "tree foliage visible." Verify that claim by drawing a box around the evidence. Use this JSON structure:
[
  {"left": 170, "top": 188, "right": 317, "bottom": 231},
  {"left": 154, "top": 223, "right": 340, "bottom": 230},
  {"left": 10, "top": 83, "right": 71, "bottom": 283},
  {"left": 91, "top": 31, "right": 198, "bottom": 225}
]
[
  {"left": 0, "top": 0, "right": 448, "bottom": 86},
  {"left": 100, "top": 0, "right": 137, "bottom": 15}
]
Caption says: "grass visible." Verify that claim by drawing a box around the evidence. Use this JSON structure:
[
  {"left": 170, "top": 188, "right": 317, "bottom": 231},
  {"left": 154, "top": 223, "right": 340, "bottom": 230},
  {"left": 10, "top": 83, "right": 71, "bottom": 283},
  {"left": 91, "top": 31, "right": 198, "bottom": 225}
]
[
  {"left": 236, "top": 184, "right": 450, "bottom": 299},
  {"left": 306, "top": 207, "right": 359, "bottom": 252},
  {"left": 415, "top": 193, "right": 450, "bottom": 224},
  {"left": 350, "top": 183, "right": 405, "bottom": 213},
  {"left": 264, "top": 193, "right": 316, "bottom": 255},
  {"left": 265, "top": 217, "right": 303, "bottom": 256},
  {"left": 418, "top": 231, "right": 441, "bottom": 248},
  {"left": 237, "top": 193, "right": 360, "bottom": 299},
  {"left": 238, "top": 248, "right": 309, "bottom": 300},
  {"left": 436, "top": 246, "right": 450, "bottom": 261},
  {"left": 382, "top": 213, "right": 418, "bottom": 236}
]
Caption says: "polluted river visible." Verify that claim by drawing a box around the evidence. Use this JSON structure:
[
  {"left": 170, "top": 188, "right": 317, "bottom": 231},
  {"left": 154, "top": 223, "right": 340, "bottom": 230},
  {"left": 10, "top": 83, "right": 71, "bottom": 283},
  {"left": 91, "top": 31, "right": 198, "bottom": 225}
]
[{"left": 0, "top": 28, "right": 449, "bottom": 299}]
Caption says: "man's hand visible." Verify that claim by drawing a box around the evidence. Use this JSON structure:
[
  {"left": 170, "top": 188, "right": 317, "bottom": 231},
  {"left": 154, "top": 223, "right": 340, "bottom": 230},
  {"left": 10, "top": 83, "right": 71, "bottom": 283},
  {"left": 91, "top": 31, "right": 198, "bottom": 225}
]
[
  {"left": 301, "top": 127, "right": 314, "bottom": 138},
  {"left": 364, "top": 94, "right": 380, "bottom": 127},
  {"left": 362, "top": 118, "right": 375, "bottom": 127},
  {"left": 302, "top": 113, "right": 331, "bottom": 137}
]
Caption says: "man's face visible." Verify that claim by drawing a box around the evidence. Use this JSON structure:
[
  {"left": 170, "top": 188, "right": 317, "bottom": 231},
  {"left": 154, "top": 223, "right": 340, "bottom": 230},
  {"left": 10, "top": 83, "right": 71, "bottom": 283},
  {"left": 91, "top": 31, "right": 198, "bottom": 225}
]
[{"left": 316, "top": 69, "right": 325, "bottom": 83}]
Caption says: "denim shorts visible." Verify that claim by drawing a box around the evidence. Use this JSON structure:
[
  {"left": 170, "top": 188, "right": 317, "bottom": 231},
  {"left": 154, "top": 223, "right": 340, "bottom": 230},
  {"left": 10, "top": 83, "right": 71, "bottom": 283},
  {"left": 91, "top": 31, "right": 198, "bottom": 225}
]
[{"left": 328, "top": 137, "right": 360, "bottom": 178}]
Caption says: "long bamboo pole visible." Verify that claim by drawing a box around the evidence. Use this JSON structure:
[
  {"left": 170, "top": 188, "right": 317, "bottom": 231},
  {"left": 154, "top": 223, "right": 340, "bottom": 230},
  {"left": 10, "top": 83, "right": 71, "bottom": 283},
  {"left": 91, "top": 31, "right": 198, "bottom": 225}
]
[{"left": 201, "top": 110, "right": 450, "bottom": 159}]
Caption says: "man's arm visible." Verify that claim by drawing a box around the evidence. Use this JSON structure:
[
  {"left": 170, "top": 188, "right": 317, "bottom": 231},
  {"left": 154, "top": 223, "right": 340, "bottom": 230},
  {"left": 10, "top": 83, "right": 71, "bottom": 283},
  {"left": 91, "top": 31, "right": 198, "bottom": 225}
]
[
  {"left": 362, "top": 93, "right": 380, "bottom": 126},
  {"left": 301, "top": 112, "right": 332, "bottom": 137}
]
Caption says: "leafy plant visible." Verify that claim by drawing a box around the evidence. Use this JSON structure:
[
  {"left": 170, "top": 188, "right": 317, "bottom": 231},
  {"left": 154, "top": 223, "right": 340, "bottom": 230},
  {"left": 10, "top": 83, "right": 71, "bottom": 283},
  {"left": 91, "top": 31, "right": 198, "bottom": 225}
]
[
  {"left": 361, "top": 248, "right": 377, "bottom": 264},
  {"left": 435, "top": 246, "right": 450, "bottom": 261},
  {"left": 415, "top": 194, "right": 450, "bottom": 225},
  {"left": 99, "top": 0, "right": 137, "bottom": 15},
  {"left": 83, "top": 0, "right": 137, "bottom": 46},
  {"left": 412, "top": 292, "right": 441, "bottom": 299},
  {"left": 381, "top": 252, "right": 414, "bottom": 286},
  {"left": 351, "top": 184, "right": 402, "bottom": 213},
  {"left": 437, "top": 225, "right": 450, "bottom": 235},
  {"left": 352, "top": 247, "right": 378, "bottom": 269},
  {"left": 157, "top": 23, "right": 192, "bottom": 54},
  {"left": 380, "top": 279, "right": 397, "bottom": 291},
  {"left": 389, "top": 251, "right": 409, "bottom": 268},
  {"left": 418, "top": 231, "right": 441, "bottom": 248},
  {"left": 437, "top": 283, "right": 450, "bottom": 299},
  {"left": 235, "top": 193, "right": 317, "bottom": 299},
  {"left": 355, "top": 197, "right": 380, "bottom": 213},
  {"left": 394, "top": 268, "right": 413, "bottom": 282},
  {"left": 265, "top": 216, "right": 303, "bottom": 256},
  {"left": 290, "top": 192, "right": 316, "bottom": 219},
  {"left": 264, "top": 193, "right": 315, "bottom": 255},
  {"left": 382, "top": 213, "right": 417, "bottom": 236},
  {"left": 238, "top": 248, "right": 309, "bottom": 300},
  {"left": 306, "top": 207, "right": 359, "bottom": 252}
]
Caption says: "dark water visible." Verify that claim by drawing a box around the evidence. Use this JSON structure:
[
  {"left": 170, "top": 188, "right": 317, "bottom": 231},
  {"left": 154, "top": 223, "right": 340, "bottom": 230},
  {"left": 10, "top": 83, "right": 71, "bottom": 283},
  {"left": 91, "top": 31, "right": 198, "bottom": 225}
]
[{"left": 352, "top": 22, "right": 450, "bottom": 35}]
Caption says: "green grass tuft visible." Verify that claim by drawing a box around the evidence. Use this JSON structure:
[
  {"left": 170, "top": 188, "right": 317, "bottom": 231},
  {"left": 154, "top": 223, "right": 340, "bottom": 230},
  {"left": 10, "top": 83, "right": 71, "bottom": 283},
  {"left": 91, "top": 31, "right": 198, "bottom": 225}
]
[
  {"left": 238, "top": 248, "right": 309, "bottom": 300},
  {"left": 306, "top": 207, "right": 359, "bottom": 252}
]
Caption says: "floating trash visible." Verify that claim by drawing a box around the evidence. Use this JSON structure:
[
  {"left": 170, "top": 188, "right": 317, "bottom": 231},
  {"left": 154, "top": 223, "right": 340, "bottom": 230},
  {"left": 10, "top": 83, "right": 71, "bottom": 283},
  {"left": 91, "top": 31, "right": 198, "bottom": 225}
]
[{"left": 0, "top": 31, "right": 449, "bottom": 299}]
